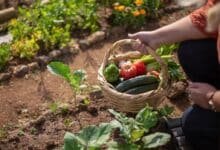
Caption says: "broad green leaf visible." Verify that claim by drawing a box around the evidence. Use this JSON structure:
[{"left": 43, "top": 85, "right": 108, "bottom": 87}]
[
  {"left": 107, "top": 141, "right": 139, "bottom": 150},
  {"left": 72, "top": 123, "right": 114, "bottom": 148},
  {"left": 73, "top": 69, "right": 87, "bottom": 83},
  {"left": 108, "top": 109, "right": 128, "bottom": 123},
  {"left": 142, "top": 132, "right": 171, "bottom": 149},
  {"left": 64, "top": 132, "right": 83, "bottom": 150},
  {"left": 109, "top": 120, "right": 122, "bottom": 129},
  {"left": 158, "top": 105, "right": 174, "bottom": 117},
  {"left": 64, "top": 122, "right": 116, "bottom": 150},
  {"left": 69, "top": 69, "right": 87, "bottom": 90},
  {"left": 131, "top": 129, "right": 145, "bottom": 142},
  {"left": 156, "top": 44, "right": 179, "bottom": 56},
  {"left": 108, "top": 109, "right": 143, "bottom": 140},
  {"left": 47, "top": 61, "right": 70, "bottom": 80},
  {"left": 135, "top": 107, "right": 158, "bottom": 130}
]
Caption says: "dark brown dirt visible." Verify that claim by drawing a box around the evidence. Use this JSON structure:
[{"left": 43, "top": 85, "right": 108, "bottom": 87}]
[{"left": 0, "top": 7, "right": 193, "bottom": 150}]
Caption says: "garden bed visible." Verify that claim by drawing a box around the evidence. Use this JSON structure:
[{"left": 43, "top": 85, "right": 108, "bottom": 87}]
[{"left": 0, "top": 0, "right": 194, "bottom": 149}]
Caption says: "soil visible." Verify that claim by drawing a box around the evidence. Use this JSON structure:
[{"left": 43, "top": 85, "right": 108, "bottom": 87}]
[{"left": 0, "top": 6, "right": 193, "bottom": 150}]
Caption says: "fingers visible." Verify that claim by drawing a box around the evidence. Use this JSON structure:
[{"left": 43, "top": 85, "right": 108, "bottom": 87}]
[{"left": 128, "top": 33, "right": 138, "bottom": 39}]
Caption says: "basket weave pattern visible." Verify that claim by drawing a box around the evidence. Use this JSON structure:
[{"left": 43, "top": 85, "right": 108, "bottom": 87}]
[{"left": 98, "top": 39, "right": 170, "bottom": 112}]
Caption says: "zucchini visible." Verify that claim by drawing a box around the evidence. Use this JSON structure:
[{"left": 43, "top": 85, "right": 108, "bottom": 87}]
[
  {"left": 125, "top": 83, "right": 159, "bottom": 94},
  {"left": 115, "top": 75, "right": 159, "bottom": 92}
]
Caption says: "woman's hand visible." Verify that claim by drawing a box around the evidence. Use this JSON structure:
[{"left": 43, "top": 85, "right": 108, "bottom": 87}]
[
  {"left": 187, "top": 82, "right": 216, "bottom": 109},
  {"left": 128, "top": 31, "right": 161, "bottom": 49}
]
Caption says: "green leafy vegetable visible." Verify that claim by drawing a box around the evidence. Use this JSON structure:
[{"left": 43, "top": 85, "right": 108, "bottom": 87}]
[
  {"left": 142, "top": 132, "right": 171, "bottom": 149},
  {"left": 156, "top": 44, "right": 179, "bottom": 55},
  {"left": 158, "top": 105, "right": 174, "bottom": 117},
  {"left": 103, "top": 63, "right": 119, "bottom": 83},
  {"left": 107, "top": 140, "right": 139, "bottom": 150},
  {"left": 0, "top": 43, "right": 11, "bottom": 71},
  {"left": 47, "top": 61, "right": 86, "bottom": 90},
  {"left": 135, "top": 107, "right": 159, "bottom": 130},
  {"left": 64, "top": 122, "right": 116, "bottom": 150},
  {"left": 63, "top": 106, "right": 173, "bottom": 150},
  {"left": 8, "top": 0, "right": 99, "bottom": 59}
]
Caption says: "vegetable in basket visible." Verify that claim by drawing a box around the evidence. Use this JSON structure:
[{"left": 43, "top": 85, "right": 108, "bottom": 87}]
[
  {"left": 119, "top": 61, "right": 137, "bottom": 80},
  {"left": 116, "top": 75, "right": 159, "bottom": 93},
  {"left": 133, "top": 60, "right": 147, "bottom": 75},
  {"left": 103, "top": 63, "right": 120, "bottom": 83}
]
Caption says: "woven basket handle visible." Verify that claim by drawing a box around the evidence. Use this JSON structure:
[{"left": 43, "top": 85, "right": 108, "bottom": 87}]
[{"left": 100, "top": 39, "right": 169, "bottom": 90}]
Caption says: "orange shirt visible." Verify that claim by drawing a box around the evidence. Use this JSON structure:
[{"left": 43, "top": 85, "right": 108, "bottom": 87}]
[{"left": 190, "top": 0, "right": 219, "bottom": 37}]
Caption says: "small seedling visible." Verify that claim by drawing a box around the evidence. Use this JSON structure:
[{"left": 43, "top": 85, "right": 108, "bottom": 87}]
[
  {"left": 0, "top": 128, "right": 7, "bottom": 139},
  {"left": 17, "top": 129, "right": 25, "bottom": 136},
  {"left": 63, "top": 118, "right": 73, "bottom": 128},
  {"left": 49, "top": 102, "right": 59, "bottom": 113},
  {"left": 30, "top": 127, "right": 38, "bottom": 135}
]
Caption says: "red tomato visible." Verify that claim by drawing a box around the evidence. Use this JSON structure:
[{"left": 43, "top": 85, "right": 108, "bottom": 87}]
[
  {"left": 120, "top": 63, "right": 137, "bottom": 80},
  {"left": 133, "top": 61, "right": 146, "bottom": 75}
]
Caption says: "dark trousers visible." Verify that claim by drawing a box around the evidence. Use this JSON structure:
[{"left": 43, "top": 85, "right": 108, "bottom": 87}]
[{"left": 178, "top": 39, "right": 220, "bottom": 150}]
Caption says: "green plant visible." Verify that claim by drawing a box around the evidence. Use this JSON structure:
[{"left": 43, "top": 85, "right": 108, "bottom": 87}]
[
  {"left": 64, "top": 106, "right": 173, "bottom": 150},
  {"left": 49, "top": 102, "right": 59, "bottom": 113},
  {"left": 30, "top": 127, "right": 38, "bottom": 135},
  {"left": 47, "top": 61, "right": 86, "bottom": 91},
  {"left": 111, "top": 0, "right": 161, "bottom": 27},
  {"left": 107, "top": 106, "right": 172, "bottom": 149},
  {"left": 0, "top": 43, "right": 11, "bottom": 70},
  {"left": 63, "top": 118, "right": 74, "bottom": 128},
  {"left": 47, "top": 61, "right": 86, "bottom": 111},
  {"left": 8, "top": 0, "right": 99, "bottom": 59},
  {"left": 64, "top": 122, "right": 117, "bottom": 150},
  {"left": 0, "top": 128, "right": 7, "bottom": 139}
]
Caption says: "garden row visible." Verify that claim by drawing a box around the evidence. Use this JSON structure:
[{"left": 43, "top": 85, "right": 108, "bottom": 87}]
[{"left": 0, "top": 0, "right": 171, "bottom": 81}]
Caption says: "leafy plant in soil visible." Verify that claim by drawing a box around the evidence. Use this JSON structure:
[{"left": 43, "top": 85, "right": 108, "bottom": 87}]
[
  {"left": 0, "top": 43, "right": 11, "bottom": 71},
  {"left": 64, "top": 106, "right": 173, "bottom": 150},
  {"left": 47, "top": 61, "right": 86, "bottom": 92},
  {"left": 3, "top": 0, "right": 100, "bottom": 60},
  {"left": 64, "top": 122, "right": 118, "bottom": 150},
  {"left": 47, "top": 61, "right": 87, "bottom": 128},
  {"left": 111, "top": 0, "right": 161, "bottom": 28}
]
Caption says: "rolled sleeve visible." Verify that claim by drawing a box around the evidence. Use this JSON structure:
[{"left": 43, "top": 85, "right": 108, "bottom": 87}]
[{"left": 190, "top": 0, "right": 218, "bottom": 37}]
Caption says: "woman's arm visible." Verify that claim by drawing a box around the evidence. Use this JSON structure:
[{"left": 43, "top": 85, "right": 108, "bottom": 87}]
[{"left": 129, "top": 16, "right": 209, "bottom": 49}]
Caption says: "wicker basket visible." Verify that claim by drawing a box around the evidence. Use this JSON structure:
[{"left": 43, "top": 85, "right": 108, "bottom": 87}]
[{"left": 98, "top": 39, "right": 170, "bottom": 112}]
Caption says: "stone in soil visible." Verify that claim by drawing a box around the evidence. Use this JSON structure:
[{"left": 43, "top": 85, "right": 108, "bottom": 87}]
[
  {"left": 0, "top": 34, "right": 12, "bottom": 44},
  {"left": 79, "top": 39, "right": 90, "bottom": 50},
  {"left": 13, "top": 65, "right": 29, "bottom": 77},
  {"left": 62, "top": 39, "right": 81, "bottom": 55},
  {"left": 87, "top": 31, "right": 106, "bottom": 44},
  {"left": 48, "top": 50, "right": 62, "bottom": 59},
  {"left": 34, "top": 56, "right": 51, "bottom": 67},
  {"left": 79, "top": 31, "right": 106, "bottom": 49},
  {"left": 89, "top": 90, "right": 103, "bottom": 101},
  {"left": 28, "top": 62, "right": 40, "bottom": 71},
  {"left": 0, "top": 72, "right": 12, "bottom": 81}
]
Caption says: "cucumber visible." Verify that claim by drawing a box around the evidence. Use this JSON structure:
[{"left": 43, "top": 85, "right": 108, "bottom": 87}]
[
  {"left": 115, "top": 75, "right": 159, "bottom": 92},
  {"left": 125, "top": 83, "right": 159, "bottom": 94}
]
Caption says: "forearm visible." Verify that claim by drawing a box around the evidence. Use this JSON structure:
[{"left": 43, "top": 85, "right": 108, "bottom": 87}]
[{"left": 151, "top": 16, "right": 209, "bottom": 47}]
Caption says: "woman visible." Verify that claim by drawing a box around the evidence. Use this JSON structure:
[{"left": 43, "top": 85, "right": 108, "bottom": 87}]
[{"left": 129, "top": 0, "right": 220, "bottom": 149}]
